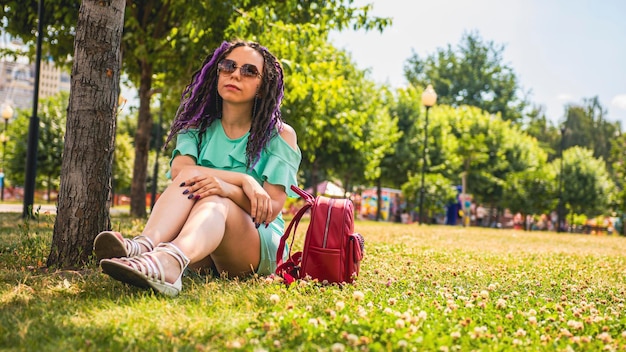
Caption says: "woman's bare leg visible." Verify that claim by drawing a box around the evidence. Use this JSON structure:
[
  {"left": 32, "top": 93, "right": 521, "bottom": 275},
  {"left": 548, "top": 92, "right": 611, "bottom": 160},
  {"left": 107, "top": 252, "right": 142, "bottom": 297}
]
[
  {"left": 138, "top": 170, "right": 205, "bottom": 244},
  {"left": 135, "top": 194, "right": 261, "bottom": 283}
]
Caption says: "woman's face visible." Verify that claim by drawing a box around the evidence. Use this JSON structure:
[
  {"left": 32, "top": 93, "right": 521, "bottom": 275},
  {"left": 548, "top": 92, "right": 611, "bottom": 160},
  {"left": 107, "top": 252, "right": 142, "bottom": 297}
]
[{"left": 217, "top": 46, "right": 264, "bottom": 105}]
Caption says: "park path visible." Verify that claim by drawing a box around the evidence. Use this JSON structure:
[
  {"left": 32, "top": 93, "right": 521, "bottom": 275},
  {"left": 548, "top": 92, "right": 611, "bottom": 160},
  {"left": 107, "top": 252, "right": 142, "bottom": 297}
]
[{"left": 0, "top": 203, "right": 128, "bottom": 215}]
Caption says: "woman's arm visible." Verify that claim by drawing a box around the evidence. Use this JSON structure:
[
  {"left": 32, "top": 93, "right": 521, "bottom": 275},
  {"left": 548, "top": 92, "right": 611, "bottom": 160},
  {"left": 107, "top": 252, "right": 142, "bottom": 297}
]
[
  {"left": 173, "top": 155, "right": 253, "bottom": 212},
  {"left": 257, "top": 124, "right": 299, "bottom": 225},
  {"left": 173, "top": 123, "right": 299, "bottom": 225}
]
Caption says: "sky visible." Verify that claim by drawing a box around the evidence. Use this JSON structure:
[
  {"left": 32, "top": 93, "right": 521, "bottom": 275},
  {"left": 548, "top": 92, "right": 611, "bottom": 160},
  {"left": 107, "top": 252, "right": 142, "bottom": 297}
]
[{"left": 329, "top": 0, "right": 626, "bottom": 125}]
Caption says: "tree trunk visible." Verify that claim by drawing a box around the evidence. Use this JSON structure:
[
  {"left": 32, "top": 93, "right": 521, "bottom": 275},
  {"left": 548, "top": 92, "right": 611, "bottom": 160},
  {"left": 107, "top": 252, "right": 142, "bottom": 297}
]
[
  {"left": 129, "top": 60, "right": 153, "bottom": 218},
  {"left": 49, "top": 0, "right": 124, "bottom": 268}
]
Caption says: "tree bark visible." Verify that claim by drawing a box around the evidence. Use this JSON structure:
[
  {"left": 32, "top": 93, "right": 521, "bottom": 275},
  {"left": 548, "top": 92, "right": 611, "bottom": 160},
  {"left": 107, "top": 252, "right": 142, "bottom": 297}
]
[
  {"left": 129, "top": 59, "right": 152, "bottom": 218},
  {"left": 49, "top": 0, "right": 124, "bottom": 268}
]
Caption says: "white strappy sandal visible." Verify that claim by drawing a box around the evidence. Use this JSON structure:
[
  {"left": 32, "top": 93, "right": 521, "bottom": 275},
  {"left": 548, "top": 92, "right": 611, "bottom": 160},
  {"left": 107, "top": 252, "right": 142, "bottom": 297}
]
[
  {"left": 93, "top": 231, "right": 155, "bottom": 262},
  {"left": 99, "top": 242, "right": 190, "bottom": 297}
]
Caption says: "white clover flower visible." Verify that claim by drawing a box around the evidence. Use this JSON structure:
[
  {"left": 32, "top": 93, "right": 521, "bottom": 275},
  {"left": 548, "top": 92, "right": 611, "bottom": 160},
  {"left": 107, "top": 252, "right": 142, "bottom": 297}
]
[
  {"left": 388, "top": 298, "right": 397, "bottom": 306},
  {"left": 357, "top": 306, "right": 367, "bottom": 318},
  {"left": 418, "top": 310, "right": 427, "bottom": 320},
  {"left": 597, "top": 332, "right": 612, "bottom": 343},
  {"left": 450, "top": 331, "right": 461, "bottom": 339},
  {"left": 346, "top": 334, "right": 359, "bottom": 345},
  {"left": 528, "top": 316, "right": 537, "bottom": 325},
  {"left": 480, "top": 290, "right": 489, "bottom": 299},
  {"left": 269, "top": 294, "right": 280, "bottom": 304},
  {"left": 330, "top": 343, "right": 345, "bottom": 352},
  {"left": 496, "top": 298, "right": 507, "bottom": 309},
  {"left": 353, "top": 291, "right": 365, "bottom": 301},
  {"left": 227, "top": 340, "right": 242, "bottom": 349},
  {"left": 397, "top": 340, "right": 408, "bottom": 348},
  {"left": 567, "top": 320, "right": 584, "bottom": 330},
  {"left": 336, "top": 301, "right": 345, "bottom": 311}
]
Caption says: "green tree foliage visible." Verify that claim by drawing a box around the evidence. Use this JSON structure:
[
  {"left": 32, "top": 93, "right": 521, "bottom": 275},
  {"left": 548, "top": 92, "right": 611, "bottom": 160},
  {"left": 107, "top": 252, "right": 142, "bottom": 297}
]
[
  {"left": 563, "top": 97, "right": 620, "bottom": 166},
  {"left": 402, "top": 173, "right": 457, "bottom": 222},
  {"left": 610, "top": 133, "right": 626, "bottom": 233},
  {"left": 559, "top": 146, "right": 616, "bottom": 218},
  {"left": 113, "top": 132, "right": 134, "bottom": 195},
  {"left": 1, "top": 0, "right": 391, "bottom": 217},
  {"left": 449, "top": 106, "right": 547, "bottom": 216},
  {"left": 502, "top": 164, "right": 558, "bottom": 225},
  {"left": 0, "top": 1, "right": 79, "bottom": 66},
  {"left": 522, "top": 105, "right": 561, "bottom": 161},
  {"left": 404, "top": 31, "right": 527, "bottom": 123},
  {"left": 235, "top": 16, "right": 394, "bottom": 192},
  {"left": 7, "top": 92, "right": 66, "bottom": 198},
  {"left": 379, "top": 86, "right": 422, "bottom": 189}
]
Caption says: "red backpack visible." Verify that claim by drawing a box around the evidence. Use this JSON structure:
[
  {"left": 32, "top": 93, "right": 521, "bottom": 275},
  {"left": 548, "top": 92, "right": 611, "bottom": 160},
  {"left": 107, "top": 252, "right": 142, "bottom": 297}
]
[{"left": 275, "top": 185, "right": 364, "bottom": 284}]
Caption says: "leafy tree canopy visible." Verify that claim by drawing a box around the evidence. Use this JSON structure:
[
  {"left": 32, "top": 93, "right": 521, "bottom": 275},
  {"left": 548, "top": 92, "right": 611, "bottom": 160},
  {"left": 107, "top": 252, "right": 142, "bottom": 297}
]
[{"left": 404, "top": 31, "right": 528, "bottom": 123}]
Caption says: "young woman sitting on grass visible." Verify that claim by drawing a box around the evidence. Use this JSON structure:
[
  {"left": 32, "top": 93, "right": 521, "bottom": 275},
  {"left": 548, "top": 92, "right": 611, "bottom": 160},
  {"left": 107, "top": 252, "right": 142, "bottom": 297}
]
[{"left": 93, "top": 40, "right": 301, "bottom": 297}]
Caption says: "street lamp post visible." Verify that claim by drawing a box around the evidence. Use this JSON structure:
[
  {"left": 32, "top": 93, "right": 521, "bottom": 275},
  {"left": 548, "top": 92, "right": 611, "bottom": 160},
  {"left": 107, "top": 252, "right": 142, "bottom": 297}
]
[
  {"left": 0, "top": 103, "right": 13, "bottom": 202},
  {"left": 23, "top": 0, "right": 43, "bottom": 218},
  {"left": 418, "top": 84, "right": 437, "bottom": 224},
  {"left": 557, "top": 126, "right": 566, "bottom": 233}
]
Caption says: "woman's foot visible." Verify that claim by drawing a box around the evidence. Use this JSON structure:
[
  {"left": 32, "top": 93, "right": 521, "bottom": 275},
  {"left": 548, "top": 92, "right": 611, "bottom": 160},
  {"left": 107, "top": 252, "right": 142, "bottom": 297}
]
[
  {"left": 93, "top": 231, "right": 155, "bottom": 262},
  {"left": 99, "top": 242, "right": 190, "bottom": 297}
]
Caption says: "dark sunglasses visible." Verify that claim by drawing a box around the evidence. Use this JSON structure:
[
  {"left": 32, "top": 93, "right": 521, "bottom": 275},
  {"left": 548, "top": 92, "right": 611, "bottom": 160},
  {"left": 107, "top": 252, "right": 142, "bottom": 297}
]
[{"left": 217, "top": 59, "right": 262, "bottom": 79}]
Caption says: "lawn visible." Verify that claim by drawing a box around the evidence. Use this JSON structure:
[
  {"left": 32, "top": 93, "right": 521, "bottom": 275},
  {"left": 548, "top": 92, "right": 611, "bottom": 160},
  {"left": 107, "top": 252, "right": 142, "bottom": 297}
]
[{"left": 1, "top": 212, "right": 625, "bottom": 351}]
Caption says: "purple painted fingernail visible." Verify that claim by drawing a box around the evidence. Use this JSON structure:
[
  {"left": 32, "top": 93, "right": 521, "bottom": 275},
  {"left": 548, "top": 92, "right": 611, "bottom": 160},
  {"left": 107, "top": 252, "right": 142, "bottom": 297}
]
[
  {"left": 252, "top": 217, "right": 256, "bottom": 223},
  {"left": 194, "top": 194, "right": 200, "bottom": 200},
  {"left": 187, "top": 194, "right": 194, "bottom": 199},
  {"left": 179, "top": 182, "right": 186, "bottom": 187},
  {"left": 255, "top": 223, "right": 260, "bottom": 229},
  {"left": 265, "top": 223, "right": 269, "bottom": 228},
  {"left": 183, "top": 189, "right": 190, "bottom": 195}
]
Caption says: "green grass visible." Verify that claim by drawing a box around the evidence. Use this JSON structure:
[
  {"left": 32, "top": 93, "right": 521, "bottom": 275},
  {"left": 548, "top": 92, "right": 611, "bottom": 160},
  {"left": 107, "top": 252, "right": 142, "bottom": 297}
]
[{"left": 1, "top": 213, "right": 625, "bottom": 351}]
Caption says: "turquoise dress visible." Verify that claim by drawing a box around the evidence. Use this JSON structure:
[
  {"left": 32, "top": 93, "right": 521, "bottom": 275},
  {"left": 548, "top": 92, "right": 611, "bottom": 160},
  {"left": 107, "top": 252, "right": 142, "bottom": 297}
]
[{"left": 170, "top": 121, "right": 302, "bottom": 275}]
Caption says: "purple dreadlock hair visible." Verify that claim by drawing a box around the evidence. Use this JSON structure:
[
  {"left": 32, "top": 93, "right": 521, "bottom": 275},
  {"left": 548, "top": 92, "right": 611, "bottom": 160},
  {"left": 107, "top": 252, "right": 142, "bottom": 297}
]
[{"left": 164, "top": 40, "right": 285, "bottom": 169}]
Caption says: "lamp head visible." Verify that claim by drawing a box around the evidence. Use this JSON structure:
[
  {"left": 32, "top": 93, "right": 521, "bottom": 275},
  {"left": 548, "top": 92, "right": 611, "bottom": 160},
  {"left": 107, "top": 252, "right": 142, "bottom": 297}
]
[
  {"left": 421, "top": 84, "right": 437, "bottom": 107},
  {"left": 1, "top": 103, "right": 13, "bottom": 121}
]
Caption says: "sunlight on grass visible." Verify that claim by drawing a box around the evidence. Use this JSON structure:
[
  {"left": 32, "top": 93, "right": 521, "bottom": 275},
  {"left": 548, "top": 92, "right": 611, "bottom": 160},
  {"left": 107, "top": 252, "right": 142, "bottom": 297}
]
[{"left": 1, "top": 215, "right": 625, "bottom": 351}]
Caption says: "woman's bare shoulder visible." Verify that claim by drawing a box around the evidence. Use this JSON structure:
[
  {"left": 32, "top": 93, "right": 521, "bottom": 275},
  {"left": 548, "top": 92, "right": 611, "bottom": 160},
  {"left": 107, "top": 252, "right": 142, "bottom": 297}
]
[{"left": 278, "top": 123, "right": 298, "bottom": 150}]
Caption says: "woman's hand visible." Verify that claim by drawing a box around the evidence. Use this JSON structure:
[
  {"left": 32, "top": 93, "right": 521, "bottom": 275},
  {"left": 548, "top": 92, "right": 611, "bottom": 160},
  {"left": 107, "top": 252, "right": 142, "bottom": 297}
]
[
  {"left": 180, "top": 175, "right": 232, "bottom": 200},
  {"left": 241, "top": 176, "right": 273, "bottom": 226}
]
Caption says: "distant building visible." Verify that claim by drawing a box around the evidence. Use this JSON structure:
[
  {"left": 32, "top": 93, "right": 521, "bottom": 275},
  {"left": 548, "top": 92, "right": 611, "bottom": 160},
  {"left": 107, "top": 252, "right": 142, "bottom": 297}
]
[{"left": 0, "top": 33, "right": 70, "bottom": 111}]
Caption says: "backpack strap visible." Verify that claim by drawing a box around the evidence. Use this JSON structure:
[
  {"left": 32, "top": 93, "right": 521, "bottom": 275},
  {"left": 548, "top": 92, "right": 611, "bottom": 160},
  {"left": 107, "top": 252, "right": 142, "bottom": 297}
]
[
  {"left": 290, "top": 185, "right": 315, "bottom": 203},
  {"left": 275, "top": 201, "right": 311, "bottom": 266},
  {"left": 275, "top": 186, "right": 315, "bottom": 282}
]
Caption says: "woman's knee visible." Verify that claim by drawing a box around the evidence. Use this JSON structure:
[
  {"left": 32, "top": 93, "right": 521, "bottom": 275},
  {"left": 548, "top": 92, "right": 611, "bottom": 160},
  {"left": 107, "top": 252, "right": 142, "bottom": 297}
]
[{"left": 172, "top": 166, "right": 204, "bottom": 182}]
